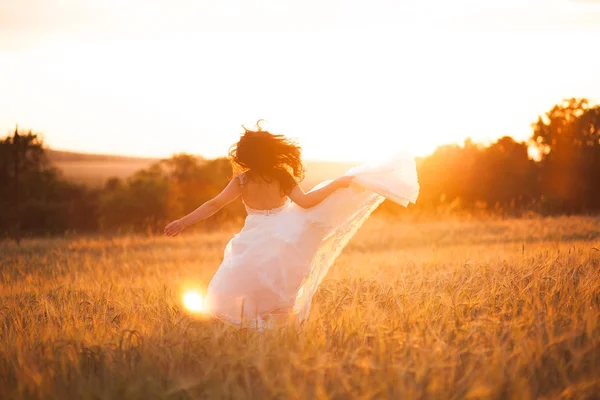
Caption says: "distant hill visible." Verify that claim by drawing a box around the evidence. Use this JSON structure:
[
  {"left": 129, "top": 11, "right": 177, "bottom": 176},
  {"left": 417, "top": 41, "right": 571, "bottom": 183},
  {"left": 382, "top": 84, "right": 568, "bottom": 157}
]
[
  {"left": 47, "top": 150, "right": 161, "bottom": 186},
  {"left": 46, "top": 149, "right": 358, "bottom": 188},
  {"left": 46, "top": 150, "right": 163, "bottom": 163}
]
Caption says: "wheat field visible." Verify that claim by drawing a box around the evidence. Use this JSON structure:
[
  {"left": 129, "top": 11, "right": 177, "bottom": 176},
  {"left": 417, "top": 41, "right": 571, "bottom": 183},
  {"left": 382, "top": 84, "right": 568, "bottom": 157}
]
[{"left": 1, "top": 216, "right": 599, "bottom": 399}]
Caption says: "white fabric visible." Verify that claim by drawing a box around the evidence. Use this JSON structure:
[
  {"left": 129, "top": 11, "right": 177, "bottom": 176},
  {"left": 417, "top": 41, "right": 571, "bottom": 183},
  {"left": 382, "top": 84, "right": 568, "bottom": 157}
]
[{"left": 204, "top": 152, "right": 419, "bottom": 326}]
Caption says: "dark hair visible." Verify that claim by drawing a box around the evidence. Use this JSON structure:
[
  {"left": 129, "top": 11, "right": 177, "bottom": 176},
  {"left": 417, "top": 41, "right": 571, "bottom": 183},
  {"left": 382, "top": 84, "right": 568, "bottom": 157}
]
[{"left": 229, "top": 120, "right": 305, "bottom": 194}]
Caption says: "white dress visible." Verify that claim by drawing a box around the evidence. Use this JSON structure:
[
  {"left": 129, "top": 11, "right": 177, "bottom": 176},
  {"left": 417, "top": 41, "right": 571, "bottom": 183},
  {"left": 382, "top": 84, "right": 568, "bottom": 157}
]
[{"left": 204, "top": 152, "right": 419, "bottom": 327}]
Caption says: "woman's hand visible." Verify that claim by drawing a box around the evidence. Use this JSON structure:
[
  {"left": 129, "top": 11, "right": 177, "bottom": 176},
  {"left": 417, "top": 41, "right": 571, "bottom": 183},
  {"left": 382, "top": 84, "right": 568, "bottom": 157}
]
[
  {"left": 333, "top": 176, "right": 354, "bottom": 189},
  {"left": 164, "top": 219, "right": 187, "bottom": 237}
]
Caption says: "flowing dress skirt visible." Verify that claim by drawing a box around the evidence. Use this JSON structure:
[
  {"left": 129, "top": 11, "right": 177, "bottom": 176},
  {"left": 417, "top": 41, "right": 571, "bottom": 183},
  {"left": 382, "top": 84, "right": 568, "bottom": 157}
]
[{"left": 204, "top": 152, "right": 419, "bottom": 326}]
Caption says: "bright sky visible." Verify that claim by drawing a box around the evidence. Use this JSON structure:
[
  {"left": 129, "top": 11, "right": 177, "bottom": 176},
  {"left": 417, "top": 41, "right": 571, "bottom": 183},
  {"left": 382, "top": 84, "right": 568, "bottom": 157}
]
[{"left": 1, "top": 0, "right": 599, "bottom": 161}]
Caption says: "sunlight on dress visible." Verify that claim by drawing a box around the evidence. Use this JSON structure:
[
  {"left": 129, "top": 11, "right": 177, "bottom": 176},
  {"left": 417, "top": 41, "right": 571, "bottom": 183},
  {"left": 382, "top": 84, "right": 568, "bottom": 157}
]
[{"left": 203, "top": 152, "right": 419, "bottom": 328}]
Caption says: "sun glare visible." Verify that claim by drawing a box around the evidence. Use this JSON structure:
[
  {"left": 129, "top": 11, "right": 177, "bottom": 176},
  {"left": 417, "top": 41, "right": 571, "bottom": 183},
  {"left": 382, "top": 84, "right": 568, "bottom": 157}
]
[{"left": 182, "top": 290, "right": 205, "bottom": 313}]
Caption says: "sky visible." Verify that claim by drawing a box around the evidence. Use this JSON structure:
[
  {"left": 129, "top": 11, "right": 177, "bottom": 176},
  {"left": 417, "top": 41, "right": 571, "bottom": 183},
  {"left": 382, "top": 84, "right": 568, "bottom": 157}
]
[{"left": 1, "top": 0, "right": 600, "bottom": 161}]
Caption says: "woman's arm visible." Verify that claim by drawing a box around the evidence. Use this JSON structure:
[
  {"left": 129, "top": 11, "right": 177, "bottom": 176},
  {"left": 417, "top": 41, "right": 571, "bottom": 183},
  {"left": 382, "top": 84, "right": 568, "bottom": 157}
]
[
  {"left": 288, "top": 176, "right": 353, "bottom": 209},
  {"left": 164, "top": 176, "right": 241, "bottom": 237}
]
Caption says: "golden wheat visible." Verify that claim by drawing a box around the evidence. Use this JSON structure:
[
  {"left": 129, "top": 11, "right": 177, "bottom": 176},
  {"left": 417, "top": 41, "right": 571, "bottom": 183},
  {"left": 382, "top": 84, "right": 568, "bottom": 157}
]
[{"left": 1, "top": 216, "right": 599, "bottom": 399}]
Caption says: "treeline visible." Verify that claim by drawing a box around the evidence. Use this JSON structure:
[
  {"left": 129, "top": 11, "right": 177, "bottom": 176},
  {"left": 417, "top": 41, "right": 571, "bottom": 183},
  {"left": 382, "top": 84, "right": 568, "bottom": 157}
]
[
  {"left": 1, "top": 98, "right": 599, "bottom": 240},
  {"left": 0, "top": 140, "right": 241, "bottom": 241},
  {"left": 407, "top": 98, "right": 600, "bottom": 216}
]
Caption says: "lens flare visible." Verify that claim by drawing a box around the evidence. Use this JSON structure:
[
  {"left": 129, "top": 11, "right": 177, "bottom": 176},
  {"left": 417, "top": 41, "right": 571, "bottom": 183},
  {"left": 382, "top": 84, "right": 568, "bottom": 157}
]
[{"left": 182, "top": 291, "right": 205, "bottom": 313}]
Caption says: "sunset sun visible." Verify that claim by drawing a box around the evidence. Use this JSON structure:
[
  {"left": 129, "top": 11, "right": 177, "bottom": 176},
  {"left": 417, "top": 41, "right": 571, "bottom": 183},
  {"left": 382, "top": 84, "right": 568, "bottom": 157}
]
[{"left": 182, "top": 290, "right": 206, "bottom": 313}]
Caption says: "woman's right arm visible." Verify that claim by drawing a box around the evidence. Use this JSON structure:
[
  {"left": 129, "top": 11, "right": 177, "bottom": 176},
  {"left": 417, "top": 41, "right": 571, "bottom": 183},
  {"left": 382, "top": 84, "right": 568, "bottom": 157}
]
[{"left": 288, "top": 176, "right": 353, "bottom": 209}]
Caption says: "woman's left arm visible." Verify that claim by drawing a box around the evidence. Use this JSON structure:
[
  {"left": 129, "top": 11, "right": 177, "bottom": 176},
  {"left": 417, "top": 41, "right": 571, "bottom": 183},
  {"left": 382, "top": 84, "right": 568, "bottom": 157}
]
[{"left": 164, "top": 176, "right": 242, "bottom": 237}]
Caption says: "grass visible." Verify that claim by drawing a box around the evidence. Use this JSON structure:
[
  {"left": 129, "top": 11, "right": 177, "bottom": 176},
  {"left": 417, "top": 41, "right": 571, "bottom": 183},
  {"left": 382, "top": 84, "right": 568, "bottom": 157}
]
[{"left": 1, "top": 215, "right": 599, "bottom": 399}]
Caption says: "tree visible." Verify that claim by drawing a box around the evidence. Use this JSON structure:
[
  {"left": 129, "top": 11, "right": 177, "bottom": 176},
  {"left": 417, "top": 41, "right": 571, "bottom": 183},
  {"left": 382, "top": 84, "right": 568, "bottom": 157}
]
[
  {"left": 414, "top": 141, "right": 480, "bottom": 211},
  {"left": 98, "top": 163, "right": 170, "bottom": 233},
  {"left": 0, "top": 127, "right": 99, "bottom": 241},
  {"left": 531, "top": 98, "right": 600, "bottom": 212},
  {"left": 471, "top": 137, "right": 539, "bottom": 213},
  {"left": 0, "top": 127, "right": 57, "bottom": 242},
  {"left": 97, "top": 155, "right": 243, "bottom": 234}
]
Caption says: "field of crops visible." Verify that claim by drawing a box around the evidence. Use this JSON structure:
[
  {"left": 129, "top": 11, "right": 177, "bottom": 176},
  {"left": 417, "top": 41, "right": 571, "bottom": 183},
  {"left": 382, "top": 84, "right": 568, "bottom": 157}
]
[{"left": 1, "top": 215, "right": 599, "bottom": 399}]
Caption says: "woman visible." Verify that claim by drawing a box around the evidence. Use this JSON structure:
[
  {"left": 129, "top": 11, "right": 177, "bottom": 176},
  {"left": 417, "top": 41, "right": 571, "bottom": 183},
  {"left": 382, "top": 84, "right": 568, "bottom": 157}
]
[{"left": 164, "top": 122, "right": 419, "bottom": 327}]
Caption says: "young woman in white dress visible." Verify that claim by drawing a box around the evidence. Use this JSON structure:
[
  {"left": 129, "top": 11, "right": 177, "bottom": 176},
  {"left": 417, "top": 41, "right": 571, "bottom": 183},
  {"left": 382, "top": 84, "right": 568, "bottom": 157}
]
[{"left": 164, "top": 123, "right": 419, "bottom": 327}]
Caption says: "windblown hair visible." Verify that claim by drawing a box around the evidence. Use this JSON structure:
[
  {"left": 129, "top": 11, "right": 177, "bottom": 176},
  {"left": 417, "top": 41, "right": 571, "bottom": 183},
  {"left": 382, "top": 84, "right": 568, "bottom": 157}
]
[{"left": 229, "top": 121, "right": 305, "bottom": 194}]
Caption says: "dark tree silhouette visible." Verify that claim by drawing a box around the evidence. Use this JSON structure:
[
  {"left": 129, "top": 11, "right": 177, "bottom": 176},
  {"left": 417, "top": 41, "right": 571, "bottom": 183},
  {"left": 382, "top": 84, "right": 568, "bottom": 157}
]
[
  {"left": 471, "top": 137, "right": 539, "bottom": 212},
  {"left": 0, "top": 127, "right": 98, "bottom": 241},
  {"left": 531, "top": 98, "right": 600, "bottom": 212},
  {"left": 1, "top": 127, "right": 55, "bottom": 242}
]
